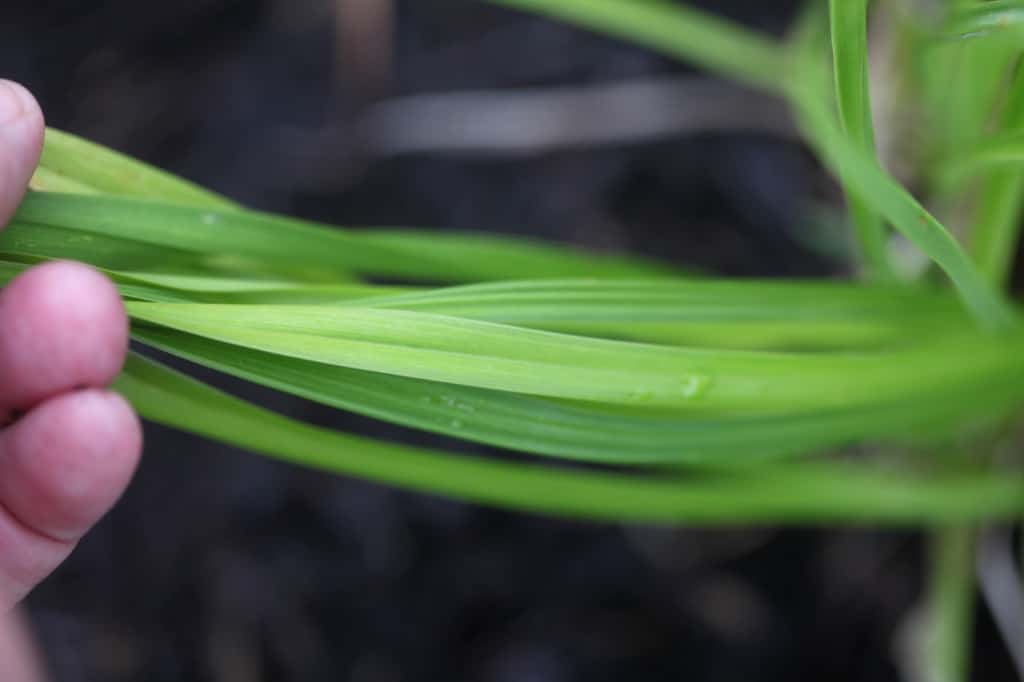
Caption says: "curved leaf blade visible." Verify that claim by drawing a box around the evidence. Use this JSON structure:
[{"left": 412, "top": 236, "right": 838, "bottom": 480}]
[{"left": 116, "top": 352, "right": 1024, "bottom": 525}]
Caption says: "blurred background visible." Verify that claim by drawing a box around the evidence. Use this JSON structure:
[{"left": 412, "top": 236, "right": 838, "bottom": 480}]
[{"left": 0, "top": 1, "right": 1018, "bottom": 680}]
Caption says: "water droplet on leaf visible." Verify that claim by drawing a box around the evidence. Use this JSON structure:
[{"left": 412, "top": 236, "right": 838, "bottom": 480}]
[{"left": 679, "top": 375, "right": 711, "bottom": 399}]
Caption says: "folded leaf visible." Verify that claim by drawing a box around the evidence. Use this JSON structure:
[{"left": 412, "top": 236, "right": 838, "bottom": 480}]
[
  {"left": 116, "top": 352, "right": 1024, "bottom": 525},
  {"left": 125, "top": 301, "right": 1024, "bottom": 413},
  {"left": 133, "top": 324, "right": 1024, "bottom": 465}
]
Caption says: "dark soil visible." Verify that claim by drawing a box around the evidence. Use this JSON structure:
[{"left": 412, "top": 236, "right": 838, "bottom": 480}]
[{"left": 0, "top": 1, "right": 1018, "bottom": 680}]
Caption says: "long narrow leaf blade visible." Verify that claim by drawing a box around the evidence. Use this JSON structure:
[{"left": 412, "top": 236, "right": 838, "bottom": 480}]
[
  {"left": 32, "top": 128, "right": 238, "bottom": 210},
  {"left": 133, "top": 324, "right": 1024, "bottom": 465},
  {"left": 115, "top": 352, "right": 1024, "bottom": 525},
  {"left": 487, "top": 0, "right": 787, "bottom": 93},
  {"left": 828, "top": 0, "right": 892, "bottom": 278},
  {"left": 10, "top": 193, "right": 674, "bottom": 282},
  {"left": 125, "top": 301, "right": 1024, "bottom": 413}
]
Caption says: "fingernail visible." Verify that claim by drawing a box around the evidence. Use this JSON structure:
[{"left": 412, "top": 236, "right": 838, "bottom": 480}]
[{"left": 0, "top": 80, "right": 29, "bottom": 127}]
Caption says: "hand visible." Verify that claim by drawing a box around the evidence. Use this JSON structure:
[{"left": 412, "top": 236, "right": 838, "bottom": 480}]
[{"left": 0, "top": 80, "right": 142, "bottom": 609}]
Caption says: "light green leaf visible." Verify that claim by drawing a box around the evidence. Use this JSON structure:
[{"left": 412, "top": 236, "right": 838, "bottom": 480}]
[
  {"left": 132, "top": 323, "right": 1024, "bottom": 465},
  {"left": 829, "top": 0, "right": 892, "bottom": 278},
  {"left": 33, "top": 128, "right": 237, "bottom": 209},
  {"left": 125, "top": 300, "right": 1024, "bottom": 413},
  {"left": 115, "top": 352, "right": 1024, "bottom": 525},
  {"left": 340, "top": 278, "right": 965, "bottom": 349},
  {"left": 10, "top": 193, "right": 674, "bottom": 282}
]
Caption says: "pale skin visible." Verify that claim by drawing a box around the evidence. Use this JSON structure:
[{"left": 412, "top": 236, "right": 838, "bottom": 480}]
[{"left": 0, "top": 80, "right": 142, "bottom": 678}]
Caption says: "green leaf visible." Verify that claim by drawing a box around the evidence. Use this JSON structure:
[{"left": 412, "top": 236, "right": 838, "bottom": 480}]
[
  {"left": 33, "top": 128, "right": 237, "bottom": 210},
  {"left": 339, "top": 278, "right": 965, "bottom": 349},
  {"left": 131, "top": 323, "right": 1024, "bottom": 465},
  {"left": 0, "top": 253, "right": 969, "bottom": 352},
  {"left": 486, "top": 0, "right": 787, "bottom": 93},
  {"left": 125, "top": 300, "right": 1024, "bottom": 413},
  {"left": 115, "top": 352, "right": 1024, "bottom": 525},
  {"left": 918, "top": 2, "right": 1022, "bottom": 168},
  {"left": 941, "top": 1, "right": 1024, "bottom": 43},
  {"left": 9, "top": 193, "right": 674, "bottom": 282},
  {"left": 131, "top": 325, "right": 810, "bottom": 465},
  {"left": 92, "top": 268, "right": 968, "bottom": 350},
  {"left": 480, "top": 0, "right": 1015, "bottom": 328},
  {"left": 963, "top": 64, "right": 1024, "bottom": 287},
  {"left": 828, "top": 0, "right": 892, "bottom": 278},
  {"left": 786, "top": 59, "right": 1017, "bottom": 329},
  {"left": 938, "top": 132, "right": 1024, "bottom": 186},
  {"left": 29, "top": 166, "right": 101, "bottom": 196}
]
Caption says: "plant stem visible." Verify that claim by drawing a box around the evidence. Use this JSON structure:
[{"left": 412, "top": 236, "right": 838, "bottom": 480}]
[{"left": 925, "top": 526, "right": 977, "bottom": 682}]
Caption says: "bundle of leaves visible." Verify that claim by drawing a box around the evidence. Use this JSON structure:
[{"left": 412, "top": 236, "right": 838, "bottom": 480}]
[{"left": 5, "top": 1, "right": 1024, "bottom": 678}]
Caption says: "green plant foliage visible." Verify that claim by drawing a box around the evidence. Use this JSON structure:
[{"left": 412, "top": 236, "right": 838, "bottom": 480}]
[
  {"left": 943, "top": 1, "right": 1024, "bottom": 43},
  {"left": 122, "top": 300, "right": 1024, "bottom": 413},
  {"left": 828, "top": 0, "right": 891, "bottom": 278},
  {"left": 5, "top": 1, "right": 1022, "bottom": 543},
  {"left": 487, "top": 0, "right": 787, "bottom": 92},
  {"left": 12, "top": 4, "right": 1024, "bottom": 671},
  {"left": 965, "top": 65, "right": 1024, "bottom": 287},
  {"left": 125, "top": 323, "right": 1024, "bottom": 466},
  {"left": 10, "top": 192, "right": 670, "bottom": 282},
  {"left": 115, "top": 352, "right": 1024, "bottom": 525},
  {"left": 34, "top": 128, "right": 238, "bottom": 209},
  {"left": 786, "top": 31, "right": 1017, "bottom": 329}
]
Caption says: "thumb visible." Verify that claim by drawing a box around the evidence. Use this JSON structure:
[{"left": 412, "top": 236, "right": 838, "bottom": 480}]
[{"left": 0, "top": 80, "right": 44, "bottom": 228}]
